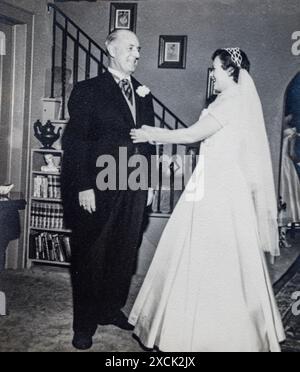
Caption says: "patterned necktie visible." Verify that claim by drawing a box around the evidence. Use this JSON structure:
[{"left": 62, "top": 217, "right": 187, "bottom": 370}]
[{"left": 119, "top": 79, "right": 133, "bottom": 105}]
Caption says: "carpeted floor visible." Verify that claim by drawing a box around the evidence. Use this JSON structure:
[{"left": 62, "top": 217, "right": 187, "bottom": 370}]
[
  {"left": 0, "top": 255, "right": 299, "bottom": 352},
  {"left": 0, "top": 267, "right": 147, "bottom": 352}
]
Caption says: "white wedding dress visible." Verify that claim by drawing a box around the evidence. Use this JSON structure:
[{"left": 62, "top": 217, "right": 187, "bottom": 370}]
[{"left": 129, "top": 74, "right": 285, "bottom": 352}]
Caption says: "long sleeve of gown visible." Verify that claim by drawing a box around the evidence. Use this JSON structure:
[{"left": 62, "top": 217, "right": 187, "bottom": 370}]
[{"left": 145, "top": 113, "right": 222, "bottom": 145}]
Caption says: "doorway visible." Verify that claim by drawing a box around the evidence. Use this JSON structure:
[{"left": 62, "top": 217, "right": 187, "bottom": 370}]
[
  {"left": 0, "top": 21, "right": 13, "bottom": 184},
  {"left": 0, "top": 3, "right": 33, "bottom": 269}
]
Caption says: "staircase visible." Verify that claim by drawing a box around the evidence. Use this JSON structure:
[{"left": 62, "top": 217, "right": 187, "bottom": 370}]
[{"left": 46, "top": 3, "right": 199, "bottom": 217}]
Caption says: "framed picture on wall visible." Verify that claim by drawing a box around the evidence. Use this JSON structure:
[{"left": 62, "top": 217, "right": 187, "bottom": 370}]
[
  {"left": 206, "top": 68, "right": 218, "bottom": 104},
  {"left": 158, "top": 35, "right": 187, "bottom": 69},
  {"left": 109, "top": 3, "right": 137, "bottom": 33}
]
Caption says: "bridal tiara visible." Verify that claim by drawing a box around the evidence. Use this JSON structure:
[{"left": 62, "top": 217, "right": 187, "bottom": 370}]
[{"left": 223, "top": 48, "right": 242, "bottom": 68}]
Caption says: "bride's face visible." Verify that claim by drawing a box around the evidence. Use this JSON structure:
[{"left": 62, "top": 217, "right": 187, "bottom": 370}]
[{"left": 212, "top": 56, "right": 230, "bottom": 92}]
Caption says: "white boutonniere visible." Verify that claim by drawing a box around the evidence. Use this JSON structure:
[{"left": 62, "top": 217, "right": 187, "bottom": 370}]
[{"left": 136, "top": 85, "right": 151, "bottom": 98}]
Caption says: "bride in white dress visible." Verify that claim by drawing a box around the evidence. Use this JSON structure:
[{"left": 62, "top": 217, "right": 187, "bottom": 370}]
[{"left": 129, "top": 48, "right": 285, "bottom": 352}]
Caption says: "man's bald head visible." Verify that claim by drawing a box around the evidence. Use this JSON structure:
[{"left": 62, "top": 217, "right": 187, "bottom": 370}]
[
  {"left": 105, "top": 30, "right": 139, "bottom": 52},
  {"left": 105, "top": 30, "right": 141, "bottom": 76}
]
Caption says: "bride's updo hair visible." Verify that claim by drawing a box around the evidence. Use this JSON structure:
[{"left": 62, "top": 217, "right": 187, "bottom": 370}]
[{"left": 212, "top": 49, "right": 250, "bottom": 83}]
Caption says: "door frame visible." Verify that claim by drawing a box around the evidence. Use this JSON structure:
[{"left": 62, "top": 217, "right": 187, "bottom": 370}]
[{"left": 0, "top": 2, "right": 34, "bottom": 269}]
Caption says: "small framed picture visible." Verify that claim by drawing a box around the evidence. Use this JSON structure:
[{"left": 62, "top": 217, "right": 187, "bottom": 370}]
[
  {"left": 109, "top": 3, "right": 137, "bottom": 33},
  {"left": 158, "top": 35, "right": 187, "bottom": 69},
  {"left": 206, "top": 68, "right": 218, "bottom": 104}
]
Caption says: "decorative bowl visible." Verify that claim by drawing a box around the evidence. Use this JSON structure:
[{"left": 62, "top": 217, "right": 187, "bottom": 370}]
[{"left": 0, "top": 184, "right": 14, "bottom": 196}]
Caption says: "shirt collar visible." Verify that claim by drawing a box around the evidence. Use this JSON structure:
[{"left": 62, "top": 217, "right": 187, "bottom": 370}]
[{"left": 108, "top": 67, "right": 132, "bottom": 83}]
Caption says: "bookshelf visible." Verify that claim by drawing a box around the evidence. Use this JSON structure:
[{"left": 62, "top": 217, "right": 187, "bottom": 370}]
[{"left": 27, "top": 149, "right": 71, "bottom": 267}]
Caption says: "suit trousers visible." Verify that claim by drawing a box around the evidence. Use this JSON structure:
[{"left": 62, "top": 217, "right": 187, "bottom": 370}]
[{"left": 69, "top": 189, "right": 148, "bottom": 335}]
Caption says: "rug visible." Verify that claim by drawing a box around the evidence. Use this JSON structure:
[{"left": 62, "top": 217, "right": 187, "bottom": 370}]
[
  {"left": 0, "top": 265, "right": 299, "bottom": 352},
  {"left": 274, "top": 259, "right": 300, "bottom": 353}
]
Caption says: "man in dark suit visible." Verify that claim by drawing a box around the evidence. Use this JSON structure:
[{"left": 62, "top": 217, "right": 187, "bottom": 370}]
[{"left": 61, "top": 30, "right": 155, "bottom": 350}]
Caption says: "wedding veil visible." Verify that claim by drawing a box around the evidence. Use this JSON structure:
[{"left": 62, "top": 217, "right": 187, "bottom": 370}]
[{"left": 238, "top": 69, "right": 279, "bottom": 257}]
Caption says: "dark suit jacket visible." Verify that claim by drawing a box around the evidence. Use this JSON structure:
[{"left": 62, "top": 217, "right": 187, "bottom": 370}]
[{"left": 62, "top": 71, "right": 155, "bottom": 205}]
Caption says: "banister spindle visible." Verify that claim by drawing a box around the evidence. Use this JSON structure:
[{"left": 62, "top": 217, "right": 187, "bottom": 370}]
[
  {"left": 73, "top": 29, "right": 79, "bottom": 85},
  {"left": 85, "top": 41, "right": 91, "bottom": 80},
  {"left": 169, "top": 145, "right": 176, "bottom": 213},
  {"left": 157, "top": 109, "right": 167, "bottom": 214},
  {"left": 98, "top": 50, "right": 104, "bottom": 75},
  {"left": 170, "top": 119, "right": 179, "bottom": 212},
  {"left": 50, "top": 9, "right": 57, "bottom": 99},
  {"left": 97, "top": 56, "right": 102, "bottom": 76},
  {"left": 60, "top": 19, "right": 68, "bottom": 120},
  {"left": 157, "top": 142, "right": 163, "bottom": 214}
]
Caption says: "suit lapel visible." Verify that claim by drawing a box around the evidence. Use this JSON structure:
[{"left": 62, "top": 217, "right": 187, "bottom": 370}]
[
  {"left": 102, "top": 71, "right": 136, "bottom": 128},
  {"left": 132, "top": 78, "right": 142, "bottom": 128}
]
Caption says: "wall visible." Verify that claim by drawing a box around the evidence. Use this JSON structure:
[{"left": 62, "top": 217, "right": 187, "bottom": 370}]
[
  {"left": 0, "top": 0, "right": 53, "bottom": 145},
  {"left": 57, "top": 0, "right": 300, "bottom": 185}
]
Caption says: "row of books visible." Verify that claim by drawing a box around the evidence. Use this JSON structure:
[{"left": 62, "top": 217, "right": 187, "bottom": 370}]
[
  {"left": 33, "top": 175, "right": 61, "bottom": 199},
  {"left": 31, "top": 202, "right": 65, "bottom": 230},
  {"left": 29, "top": 232, "right": 71, "bottom": 263}
]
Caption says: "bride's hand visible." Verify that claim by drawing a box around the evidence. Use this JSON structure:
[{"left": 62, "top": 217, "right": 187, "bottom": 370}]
[{"left": 130, "top": 128, "right": 152, "bottom": 143}]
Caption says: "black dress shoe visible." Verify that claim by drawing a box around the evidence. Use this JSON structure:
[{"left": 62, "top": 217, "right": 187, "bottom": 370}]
[
  {"left": 98, "top": 311, "right": 134, "bottom": 331},
  {"left": 72, "top": 332, "right": 93, "bottom": 350}
]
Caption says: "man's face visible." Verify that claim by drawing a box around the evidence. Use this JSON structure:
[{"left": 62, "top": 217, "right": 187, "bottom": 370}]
[{"left": 109, "top": 31, "right": 141, "bottom": 76}]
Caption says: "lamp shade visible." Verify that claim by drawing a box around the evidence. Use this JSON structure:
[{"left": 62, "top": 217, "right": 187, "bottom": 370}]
[{"left": 0, "top": 31, "right": 6, "bottom": 56}]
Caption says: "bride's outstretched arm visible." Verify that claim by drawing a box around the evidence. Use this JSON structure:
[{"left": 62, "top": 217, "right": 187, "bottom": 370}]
[{"left": 131, "top": 114, "right": 222, "bottom": 145}]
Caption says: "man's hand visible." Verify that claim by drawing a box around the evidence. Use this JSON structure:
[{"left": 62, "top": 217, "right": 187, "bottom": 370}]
[
  {"left": 147, "top": 188, "right": 155, "bottom": 207},
  {"left": 79, "top": 189, "right": 96, "bottom": 214}
]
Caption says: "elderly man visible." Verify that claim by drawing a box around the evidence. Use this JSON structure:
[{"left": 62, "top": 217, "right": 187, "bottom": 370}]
[{"left": 62, "top": 30, "right": 155, "bottom": 350}]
